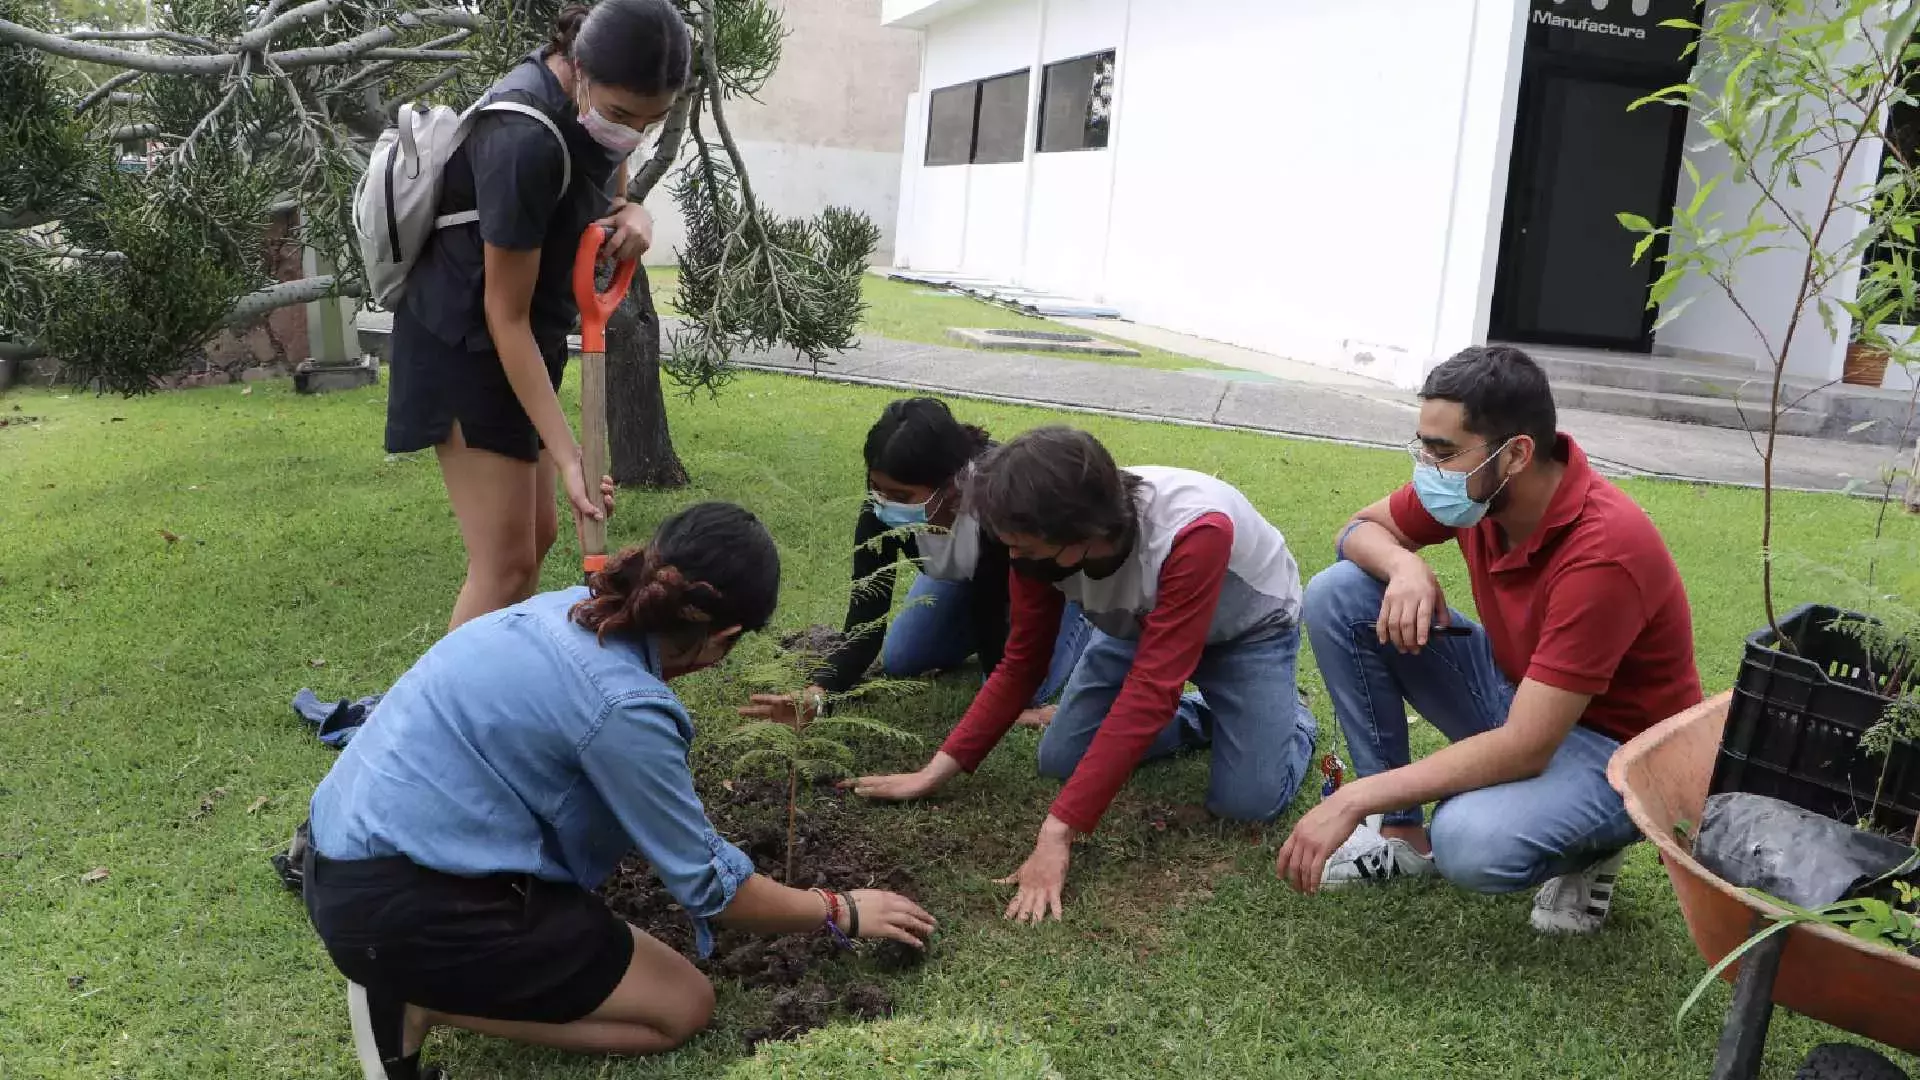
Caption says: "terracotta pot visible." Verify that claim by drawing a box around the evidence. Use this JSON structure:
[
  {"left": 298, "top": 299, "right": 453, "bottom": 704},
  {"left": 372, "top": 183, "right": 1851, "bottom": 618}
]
[
  {"left": 1608, "top": 692, "right": 1920, "bottom": 1054},
  {"left": 1845, "top": 342, "right": 1892, "bottom": 387}
]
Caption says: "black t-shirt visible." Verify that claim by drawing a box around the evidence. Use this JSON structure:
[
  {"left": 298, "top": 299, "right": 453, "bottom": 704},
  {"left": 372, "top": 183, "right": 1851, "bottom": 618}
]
[
  {"left": 811, "top": 503, "right": 1014, "bottom": 694},
  {"left": 404, "top": 50, "right": 625, "bottom": 354}
]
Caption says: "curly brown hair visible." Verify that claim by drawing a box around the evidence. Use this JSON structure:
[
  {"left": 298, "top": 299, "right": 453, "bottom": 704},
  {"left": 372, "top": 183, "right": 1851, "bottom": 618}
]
[{"left": 571, "top": 502, "right": 780, "bottom": 648}]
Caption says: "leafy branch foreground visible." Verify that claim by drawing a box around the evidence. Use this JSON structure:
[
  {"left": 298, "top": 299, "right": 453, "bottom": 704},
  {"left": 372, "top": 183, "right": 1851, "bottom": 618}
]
[{"left": 0, "top": 0, "right": 876, "bottom": 398}]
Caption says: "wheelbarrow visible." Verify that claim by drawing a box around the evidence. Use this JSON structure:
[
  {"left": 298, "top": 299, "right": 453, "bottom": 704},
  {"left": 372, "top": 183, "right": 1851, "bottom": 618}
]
[{"left": 1609, "top": 691, "right": 1920, "bottom": 1079}]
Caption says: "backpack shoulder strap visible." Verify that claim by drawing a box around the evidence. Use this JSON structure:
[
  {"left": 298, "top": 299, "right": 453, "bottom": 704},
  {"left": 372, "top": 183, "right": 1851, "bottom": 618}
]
[{"left": 432, "top": 100, "right": 574, "bottom": 229}]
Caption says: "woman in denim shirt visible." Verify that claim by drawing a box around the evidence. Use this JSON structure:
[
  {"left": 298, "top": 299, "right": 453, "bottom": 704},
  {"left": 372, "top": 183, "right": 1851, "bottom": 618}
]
[{"left": 304, "top": 503, "right": 934, "bottom": 1080}]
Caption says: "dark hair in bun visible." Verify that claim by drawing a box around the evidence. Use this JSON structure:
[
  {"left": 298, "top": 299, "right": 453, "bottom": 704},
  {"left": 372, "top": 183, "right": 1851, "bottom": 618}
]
[
  {"left": 863, "top": 397, "right": 991, "bottom": 488},
  {"left": 554, "top": 0, "right": 692, "bottom": 98},
  {"left": 571, "top": 501, "right": 779, "bottom": 648}
]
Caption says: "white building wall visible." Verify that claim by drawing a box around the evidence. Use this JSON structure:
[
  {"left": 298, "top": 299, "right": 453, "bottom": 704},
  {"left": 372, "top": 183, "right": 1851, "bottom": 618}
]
[
  {"left": 894, "top": 0, "right": 1528, "bottom": 388},
  {"left": 1652, "top": 2, "right": 1878, "bottom": 382},
  {"left": 643, "top": 0, "right": 921, "bottom": 266}
]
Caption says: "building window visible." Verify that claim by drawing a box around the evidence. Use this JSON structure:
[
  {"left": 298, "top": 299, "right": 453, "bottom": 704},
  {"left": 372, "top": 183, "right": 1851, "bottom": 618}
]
[
  {"left": 925, "top": 82, "right": 977, "bottom": 167},
  {"left": 923, "top": 69, "right": 1032, "bottom": 167},
  {"left": 972, "top": 70, "right": 1031, "bottom": 164},
  {"left": 1038, "top": 51, "right": 1116, "bottom": 153}
]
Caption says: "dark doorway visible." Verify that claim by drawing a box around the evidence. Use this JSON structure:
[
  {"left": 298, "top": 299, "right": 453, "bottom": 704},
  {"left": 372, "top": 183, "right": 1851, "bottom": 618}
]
[{"left": 1490, "top": 1, "right": 1699, "bottom": 352}]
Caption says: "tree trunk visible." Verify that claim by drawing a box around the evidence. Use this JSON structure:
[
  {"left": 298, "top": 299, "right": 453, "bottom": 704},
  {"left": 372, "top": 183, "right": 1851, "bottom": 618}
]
[{"left": 605, "top": 269, "right": 689, "bottom": 489}]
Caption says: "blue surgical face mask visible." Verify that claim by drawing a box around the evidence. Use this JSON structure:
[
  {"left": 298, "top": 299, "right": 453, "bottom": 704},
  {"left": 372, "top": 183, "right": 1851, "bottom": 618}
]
[
  {"left": 1411, "top": 440, "right": 1513, "bottom": 528},
  {"left": 871, "top": 494, "right": 929, "bottom": 528}
]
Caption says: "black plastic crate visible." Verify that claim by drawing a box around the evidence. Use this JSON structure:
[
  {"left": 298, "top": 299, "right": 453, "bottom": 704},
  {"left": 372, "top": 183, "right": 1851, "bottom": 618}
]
[{"left": 1709, "top": 603, "right": 1920, "bottom": 838}]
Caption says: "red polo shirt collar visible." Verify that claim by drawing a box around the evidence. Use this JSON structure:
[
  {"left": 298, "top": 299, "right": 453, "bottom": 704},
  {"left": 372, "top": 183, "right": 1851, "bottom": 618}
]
[{"left": 1490, "top": 434, "right": 1594, "bottom": 573}]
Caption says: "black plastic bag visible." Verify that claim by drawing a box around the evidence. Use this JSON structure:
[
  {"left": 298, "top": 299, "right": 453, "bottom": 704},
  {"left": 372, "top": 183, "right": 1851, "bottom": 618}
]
[{"left": 1694, "top": 792, "right": 1918, "bottom": 909}]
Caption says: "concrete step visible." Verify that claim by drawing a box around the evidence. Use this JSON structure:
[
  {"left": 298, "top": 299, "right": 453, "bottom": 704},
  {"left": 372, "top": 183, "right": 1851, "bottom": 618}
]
[
  {"left": 1529, "top": 348, "right": 1806, "bottom": 398},
  {"left": 1551, "top": 382, "right": 1876, "bottom": 443}
]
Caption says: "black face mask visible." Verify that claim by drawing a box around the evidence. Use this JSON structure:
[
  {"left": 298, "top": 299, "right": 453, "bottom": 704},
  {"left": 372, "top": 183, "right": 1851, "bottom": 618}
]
[{"left": 1010, "top": 557, "right": 1079, "bottom": 583}]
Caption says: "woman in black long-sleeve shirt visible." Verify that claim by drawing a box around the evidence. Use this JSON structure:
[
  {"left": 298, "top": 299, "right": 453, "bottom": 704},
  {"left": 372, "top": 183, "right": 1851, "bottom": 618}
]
[{"left": 761, "top": 399, "right": 1091, "bottom": 725}]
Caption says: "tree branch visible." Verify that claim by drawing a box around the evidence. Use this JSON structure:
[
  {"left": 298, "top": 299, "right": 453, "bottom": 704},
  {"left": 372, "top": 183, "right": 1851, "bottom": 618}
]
[
  {"left": 356, "top": 48, "right": 470, "bottom": 63},
  {"left": 70, "top": 29, "right": 216, "bottom": 50},
  {"left": 234, "top": 0, "right": 339, "bottom": 52},
  {"left": 333, "top": 28, "right": 470, "bottom": 92},
  {"left": 75, "top": 70, "right": 142, "bottom": 114},
  {"left": 0, "top": 8, "right": 478, "bottom": 76},
  {"left": 396, "top": 63, "right": 462, "bottom": 103},
  {"left": 2, "top": 275, "right": 361, "bottom": 366},
  {"left": 224, "top": 274, "right": 358, "bottom": 326},
  {"left": 631, "top": 88, "right": 692, "bottom": 202},
  {"left": 699, "top": 10, "right": 764, "bottom": 225},
  {"left": 0, "top": 18, "right": 236, "bottom": 73}
]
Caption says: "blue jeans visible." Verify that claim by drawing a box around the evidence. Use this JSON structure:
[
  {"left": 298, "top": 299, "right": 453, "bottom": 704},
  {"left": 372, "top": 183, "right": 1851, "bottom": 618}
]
[
  {"left": 881, "top": 575, "right": 1093, "bottom": 707},
  {"left": 1036, "top": 625, "right": 1319, "bottom": 824},
  {"left": 1302, "top": 561, "right": 1640, "bottom": 894}
]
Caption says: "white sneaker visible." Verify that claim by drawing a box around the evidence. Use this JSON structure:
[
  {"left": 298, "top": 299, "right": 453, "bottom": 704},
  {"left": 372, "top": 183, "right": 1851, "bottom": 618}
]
[
  {"left": 1320, "top": 823, "right": 1437, "bottom": 889},
  {"left": 1530, "top": 849, "right": 1628, "bottom": 934}
]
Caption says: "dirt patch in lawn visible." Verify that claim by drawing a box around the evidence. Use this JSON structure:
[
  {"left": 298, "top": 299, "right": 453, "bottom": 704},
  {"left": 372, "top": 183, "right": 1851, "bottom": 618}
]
[{"left": 597, "top": 777, "right": 927, "bottom": 1049}]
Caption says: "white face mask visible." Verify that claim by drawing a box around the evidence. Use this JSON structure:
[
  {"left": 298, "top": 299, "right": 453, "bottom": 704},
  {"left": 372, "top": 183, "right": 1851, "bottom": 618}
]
[{"left": 576, "top": 82, "right": 647, "bottom": 155}]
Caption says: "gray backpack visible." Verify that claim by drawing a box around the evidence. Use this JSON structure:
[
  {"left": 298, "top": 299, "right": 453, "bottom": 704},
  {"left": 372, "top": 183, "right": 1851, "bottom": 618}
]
[{"left": 353, "top": 98, "right": 572, "bottom": 309}]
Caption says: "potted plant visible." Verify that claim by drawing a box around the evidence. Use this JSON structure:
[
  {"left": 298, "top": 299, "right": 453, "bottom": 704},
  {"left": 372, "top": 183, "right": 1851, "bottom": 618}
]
[{"left": 1847, "top": 325, "right": 1895, "bottom": 387}]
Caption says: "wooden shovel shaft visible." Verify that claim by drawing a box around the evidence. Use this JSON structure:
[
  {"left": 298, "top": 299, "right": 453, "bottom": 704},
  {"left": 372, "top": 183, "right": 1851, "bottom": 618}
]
[{"left": 578, "top": 346, "right": 610, "bottom": 571}]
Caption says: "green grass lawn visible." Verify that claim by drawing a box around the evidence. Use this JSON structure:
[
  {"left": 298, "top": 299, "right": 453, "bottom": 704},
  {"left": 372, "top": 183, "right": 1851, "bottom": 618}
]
[
  {"left": 2, "top": 375, "right": 1917, "bottom": 1079},
  {"left": 640, "top": 266, "right": 1222, "bottom": 373}
]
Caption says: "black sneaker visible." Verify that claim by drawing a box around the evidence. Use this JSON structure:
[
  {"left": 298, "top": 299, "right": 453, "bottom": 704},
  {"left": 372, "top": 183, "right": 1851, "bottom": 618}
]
[{"left": 347, "top": 981, "right": 422, "bottom": 1080}]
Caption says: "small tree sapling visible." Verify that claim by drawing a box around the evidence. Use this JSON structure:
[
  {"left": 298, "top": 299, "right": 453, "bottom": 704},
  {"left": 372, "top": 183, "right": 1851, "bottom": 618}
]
[{"left": 720, "top": 534, "right": 931, "bottom": 882}]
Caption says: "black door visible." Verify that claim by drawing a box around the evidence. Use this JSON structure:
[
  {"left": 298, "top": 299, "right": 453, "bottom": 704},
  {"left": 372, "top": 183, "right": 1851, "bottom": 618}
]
[{"left": 1491, "top": 1, "right": 1698, "bottom": 351}]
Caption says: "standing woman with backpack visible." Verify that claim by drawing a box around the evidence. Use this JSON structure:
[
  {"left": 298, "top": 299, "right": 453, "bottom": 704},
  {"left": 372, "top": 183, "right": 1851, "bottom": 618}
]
[{"left": 386, "top": 0, "right": 688, "bottom": 629}]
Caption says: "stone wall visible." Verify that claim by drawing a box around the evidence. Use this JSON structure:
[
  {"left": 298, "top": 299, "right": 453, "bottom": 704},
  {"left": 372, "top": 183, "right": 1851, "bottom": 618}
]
[{"left": 199, "top": 208, "right": 308, "bottom": 375}]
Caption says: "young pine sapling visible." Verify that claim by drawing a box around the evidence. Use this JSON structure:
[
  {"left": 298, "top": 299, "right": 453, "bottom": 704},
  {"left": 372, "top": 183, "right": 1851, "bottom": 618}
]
[{"left": 719, "top": 531, "right": 932, "bottom": 882}]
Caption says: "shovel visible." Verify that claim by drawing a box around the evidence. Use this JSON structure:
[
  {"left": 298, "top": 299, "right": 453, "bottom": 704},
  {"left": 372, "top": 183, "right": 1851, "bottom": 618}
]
[{"left": 571, "top": 223, "right": 637, "bottom": 584}]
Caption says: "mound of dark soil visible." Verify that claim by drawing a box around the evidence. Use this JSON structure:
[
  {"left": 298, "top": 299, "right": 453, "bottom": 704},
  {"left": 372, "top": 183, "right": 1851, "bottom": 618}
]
[{"left": 597, "top": 777, "right": 925, "bottom": 1046}]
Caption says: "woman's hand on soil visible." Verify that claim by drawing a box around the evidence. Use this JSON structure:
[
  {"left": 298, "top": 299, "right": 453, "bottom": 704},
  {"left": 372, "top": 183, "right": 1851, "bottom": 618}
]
[
  {"left": 598, "top": 203, "right": 655, "bottom": 264},
  {"left": 845, "top": 889, "right": 936, "bottom": 948},
  {"left": 1014, "top": 705, "right": 1056, "bottom": 728},
  {"left": 737, "top": 688, "right": 824, "bottom": 728},
  {"left": 841, "top": 769, "right": 941, "bottom": 801},
  {"left": 843, "top": 752, "right": 962, "bottom": 801},
  {"left": 998, "top": 817, "right": 1074, "bottom": 924}
]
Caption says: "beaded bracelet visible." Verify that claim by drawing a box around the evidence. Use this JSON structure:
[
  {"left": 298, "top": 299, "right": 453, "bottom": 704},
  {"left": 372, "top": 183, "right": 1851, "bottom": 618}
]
[{"left": 812, "top": 888, "right": 854, "bottom": 948}]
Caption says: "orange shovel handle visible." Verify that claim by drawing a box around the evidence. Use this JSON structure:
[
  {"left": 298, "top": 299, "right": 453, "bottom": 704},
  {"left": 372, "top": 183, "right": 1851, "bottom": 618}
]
[{"left": 572, "top": 225, "right": 637, "bottom": 354}]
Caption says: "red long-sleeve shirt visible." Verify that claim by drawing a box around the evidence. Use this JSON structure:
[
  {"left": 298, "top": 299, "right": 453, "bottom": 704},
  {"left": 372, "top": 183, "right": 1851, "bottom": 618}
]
[{"left": 939, "top": 514, "right": 1234, "bottom": 834}]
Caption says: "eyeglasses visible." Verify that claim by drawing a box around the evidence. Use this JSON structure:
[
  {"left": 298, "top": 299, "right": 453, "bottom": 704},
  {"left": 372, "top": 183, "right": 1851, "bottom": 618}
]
[{"left": 1404, "top": 437, "right": 1505, "bottom": 469}]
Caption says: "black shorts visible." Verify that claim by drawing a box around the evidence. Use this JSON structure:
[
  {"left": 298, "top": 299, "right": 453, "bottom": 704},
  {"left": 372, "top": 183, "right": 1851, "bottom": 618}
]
[
  {"left": 384, "top": 303, "right": 567, "bottom": 464},
  {"left": 302, "top": 846, "right": 633, "bottom": 1025}
]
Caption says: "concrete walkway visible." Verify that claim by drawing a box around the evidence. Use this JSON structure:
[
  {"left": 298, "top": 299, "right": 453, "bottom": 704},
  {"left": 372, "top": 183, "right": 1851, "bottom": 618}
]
[
  {"left": 355, "top": 309, "right": 1911, "bottom": 495},
  {"left": 734, "top": 331, "right": 1914, "bottom": 496}
]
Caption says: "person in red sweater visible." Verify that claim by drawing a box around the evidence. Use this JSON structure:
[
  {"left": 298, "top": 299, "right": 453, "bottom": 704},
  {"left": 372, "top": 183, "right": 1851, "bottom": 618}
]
[
  {"left": 849, "top": 427, "right": 1319, "bottom": 921},
  {"left": 1276, "top": 346, "right": 1701, "bottom": 934}
]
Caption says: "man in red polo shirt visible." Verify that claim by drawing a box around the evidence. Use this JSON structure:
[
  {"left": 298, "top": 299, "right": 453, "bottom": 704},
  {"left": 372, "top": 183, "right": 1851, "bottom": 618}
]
[{"left": 1275, "top": 346, "right": 1700, "bottom": 933}]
